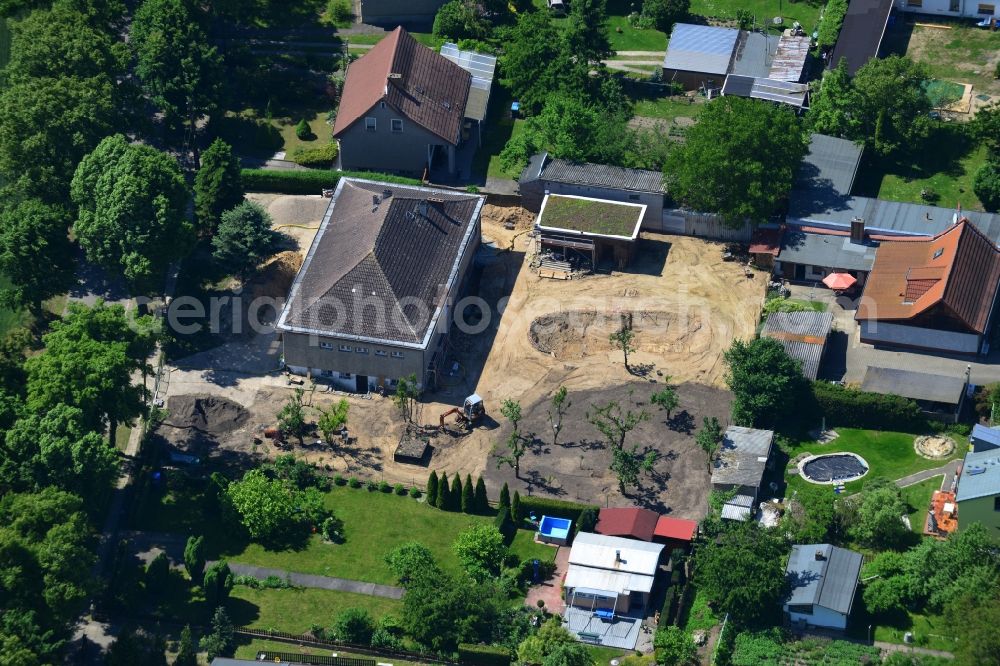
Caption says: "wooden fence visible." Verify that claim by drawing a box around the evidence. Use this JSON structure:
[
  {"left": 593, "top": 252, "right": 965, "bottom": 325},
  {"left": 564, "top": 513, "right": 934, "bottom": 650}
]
[
  {"left": 235, "top": 627, "right": 458, "bottom": 665},
  {"left": 257, "top": 651, "right": 375, "bottom": 666}
]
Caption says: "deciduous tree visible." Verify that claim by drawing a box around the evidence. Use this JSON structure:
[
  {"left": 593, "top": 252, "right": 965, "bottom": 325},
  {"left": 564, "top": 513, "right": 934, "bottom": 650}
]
[
  {"left": 693, "top": 523, "right": 789, "bottom": 625},
  {"left": 807, "top": 61, "right": 862, "bottom": 140},
  {"left": 225, "top": 469, "right": 315, "bottom": 543},
  {"left": 393, "top": 374, "right": 419, "bottom": 423},
  {"left": 651, "top": 385, "right": 679, "bottom": 419},
  {"left": 852, "top": 55, "right": 932, "bottom": 157},
  {"left": 845, "top": 479, "right": 910, "bottom": 549},
  {"left": 71, "top": 135, "right": 193, "bottom": 293},
  {"left": 453, "top": 524, "right": 507, "bottom": 581},
  {"left": 587, "top": 396, "right": 649, "bottom": 451},
  {"left": 25, "top": 301, "right": 155, "bottom": 443},
  {"left": 665, "top": 96, "right": 807, "bottom": 227},
  {"left": 695, "top": 416, "right": 722, "bottom": 471},
  {"left": 641, "top": 0, "right": 689, "bottom": 33},
  {"left": 609, "top": 323, "right": 636, "bottom": 371},
  {"left": 653, "top": 626, "right": 697, "bottom": 665},
  {"left": 0, "top": 198, "right": 75, "bottom": 311},
  {"left": 132, "top": 0, "right": 222, "bottom": 133},
  {"left": 548, "top": 386, "right": 571, "bottom": 446},
  {"left": 499, "top": 11, "right": 583, "bottom": 115},
  {"left": 317, "top": 398, "right": 349, "bottom": 444},
  {"left": 277, "top": 388, "right": 307, "bottom": 444},
  {"left": 333, "top": 608, "right": 374, "bottom": 643},
  {"left": 723, "top": 337, "right": 804, "bottom": 427},
  {"left": 385, "top": 542, "right": 438, "bottom": 584},
  {"left": 497, "top": 398, "right": 528, "bottom": 477},
  {"left": 565, "top": 0, "right": 612, "bottom": 63}
]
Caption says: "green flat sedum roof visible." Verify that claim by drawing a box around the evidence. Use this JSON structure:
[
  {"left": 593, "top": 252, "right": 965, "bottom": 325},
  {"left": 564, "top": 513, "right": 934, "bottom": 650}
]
[{"left": 537, "top": 194, "right": 644, "bottom": 239}]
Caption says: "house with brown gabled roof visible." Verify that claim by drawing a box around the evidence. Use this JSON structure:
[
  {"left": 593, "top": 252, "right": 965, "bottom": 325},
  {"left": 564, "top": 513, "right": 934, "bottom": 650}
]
[
  {"left": 333, "top": 27, "right": 471, "bottom": 177},
  {"left": 856, "top": 219, "right": 1000, "bottom": 355}
]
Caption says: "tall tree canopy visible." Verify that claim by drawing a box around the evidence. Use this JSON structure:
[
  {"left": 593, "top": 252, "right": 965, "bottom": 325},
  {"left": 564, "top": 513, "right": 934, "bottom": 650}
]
[
  {"left": 194, "top": 138, "right": 244, "bottom": 234},
  {"left": 132, "top": 0, "right": 223, "bottom": 131},
  {"left": 0, "top": 198, "right": 75, "bottom": 311},
  {"left": 565, "top": 0, "right": 612, "bottom": 64},
  {"left": 723, "top": 336, "right": 805, "bottom": 427},
  {"left": 693, "top": 523, "right": 790, "bottom": 626},
  {"left": 806, "top": 61, "right": 861, "bottom": 140},
  {"left": 71, "top": 134, "right": 193, "bottom": 293},
  {"left": 665, "top": 96, "right": 807, "bottom": 227},
  {"left": 6, "top": 2, "right": 124, "bottom": 82},
  {"left": 24, "top": 301, "right": 155, "bottom": 441},
  {"left": 0, "top": 488, "right": 95, "bottom": 663},
  {"left": 0, "top": 74, "right": 119, "bottom": 203}
]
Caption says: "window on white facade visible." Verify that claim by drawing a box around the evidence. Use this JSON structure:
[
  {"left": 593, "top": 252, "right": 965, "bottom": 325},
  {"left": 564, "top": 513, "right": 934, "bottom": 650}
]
[
  {"left": 339, "top": 372, "right": 353, "bottom": 379},
  {"left": 355, "top": 347, "right": 369, "bottom": 354},
  {"left": 391, "top": 351, "right": 404, "bottom": 359},
  {"left": 391, "top": 119, "right": 403, "bottom": 133},
  {"left": 374, "top": 350, "right": 388, "bottom": 357},
  {"left": 338, "top": 344, "right": 352, "bottom": 352},
  {"left": 788, "top": 604, "right": 813, "bottom": 615},
  {"left": 979, "top": 2, "right": 995, "bottom": 12},
  {"left": 907, "top": 0, "right": 922, "bottom": 6},
  {"left": 950, "top": 0, "right": 960, "bottom": 10},
  {"left": 365, "top": 117, "right": 377, "bottom": 132},
  {"left": 319, "top": 342, "right": 334, "bottom": 350}
]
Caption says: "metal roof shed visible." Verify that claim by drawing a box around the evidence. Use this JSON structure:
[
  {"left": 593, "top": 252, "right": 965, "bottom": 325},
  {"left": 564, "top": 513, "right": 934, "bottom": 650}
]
[
  {"left": 860, "top": 367, "right": 966, "bottom": 406},
  {"left": 761, "top": 311, "right": 834, "bottom": 381},
  {"left": 971, "top": 424, "right": 1000, "bottom": 452},
  {"left": 711, "top": 426, "right": 774, "bottom": 494},
  {"left": 662, "top": 23, "right": 739, "bottom": 76}
]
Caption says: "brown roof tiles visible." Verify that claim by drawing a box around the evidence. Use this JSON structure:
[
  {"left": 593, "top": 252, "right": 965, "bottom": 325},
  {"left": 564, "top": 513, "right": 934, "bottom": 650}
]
[
  {"left": 856, "top": 219, "right": 1000, "bottom": 334},
  {"left": 332, "top": 27, "right": 471, "bottom": 145}
]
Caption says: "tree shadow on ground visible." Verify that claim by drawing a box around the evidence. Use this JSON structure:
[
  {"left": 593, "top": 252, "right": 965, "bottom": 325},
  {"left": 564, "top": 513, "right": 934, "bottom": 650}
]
[
  {"left": 668, "top": 410, "right": 695, "bottom": 434},
  {"left": 852, "top": 124, "right": 974, "bottom": 198},
  {"left": 225, "top": 596, "right": 262, "bottom": 627}
]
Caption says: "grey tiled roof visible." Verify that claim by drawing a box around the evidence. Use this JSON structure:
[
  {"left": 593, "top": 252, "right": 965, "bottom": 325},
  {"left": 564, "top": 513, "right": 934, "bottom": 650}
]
[
  {"left": 786, "top": 544, "right": 862, "bottom": 615},
  {"left": 662, "top": 23, "right": 738, "bottom": 75},
  {"left": 520, "top": 153, "right": 664, "bottom": 193},
  {"left": 778, "top": 230, "right": 877, "bottom": 272},
  {"left": 861, "top": 367, "right": 965, "bottom": 405},
  {"left": 711, "top": 426, "right": 774, "bottom": 489},
  {"left": 956, "top": 449, "right": 1000, "bottom": 502},
  {"left": 277, "top": 179, "right": 484, "bottom": 347}
]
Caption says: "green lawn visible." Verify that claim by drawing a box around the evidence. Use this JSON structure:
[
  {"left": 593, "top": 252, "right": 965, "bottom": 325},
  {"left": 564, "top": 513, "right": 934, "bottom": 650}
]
[
  {"left": 783, "top": 429, "right": 962, "bottom": 495},
  {"left": 632, "top": 95, "right": 703, "bottom": 122},
  {"left": 473, "top": 85, "right": 526, "bottom": 180},
  {"left": 228, "top": 587, "right": 402, "bottom": 634},
  {"left": 893, "top": 24, "right": 1000, "bottom": 98},
  {"left": 509, "top": 528, "right": 558, "bottom": 563},
  {"left": 679, "top": 585, "right": 719, "bottom": 633},
  {"left": 689, "top": 0, "right": 822, "bottom": 32},
  {"left": 785, "top": 298, "right": 828, "bottom": 312},
  {"left": 849, "top": 605, "right": 958, "bottom": 653},
  {"left": 901, "top": 475, "right": 943, "bottom": 533},
  {"left": 587, "top": 644, "right": 633, "bottom": 664},
  {"left": 854, "top": 121, "right": 990, "bottom": 212},
  {"left": 217, "top": 109, "right": 331, "bottom": 159},
  {"left": 114, "top": 424, "right": 132, "bottom": 452},
  {"left": 606, "top": 0, "right": 668, "bottom": 52},
  {"left": 235, "top": 638, "right": 435, "bottom": 665}
]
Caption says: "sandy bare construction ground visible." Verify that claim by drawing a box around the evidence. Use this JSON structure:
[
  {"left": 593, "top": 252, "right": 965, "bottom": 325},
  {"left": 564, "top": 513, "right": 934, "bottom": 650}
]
[{"left": 157, "top": 198, "right": 763, "bottom": 493}]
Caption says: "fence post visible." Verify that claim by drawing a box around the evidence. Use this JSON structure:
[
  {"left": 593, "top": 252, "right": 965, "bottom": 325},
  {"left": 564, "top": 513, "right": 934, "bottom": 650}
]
[{"left": 712, "top": 612, "right": 729, "bottom": 665}]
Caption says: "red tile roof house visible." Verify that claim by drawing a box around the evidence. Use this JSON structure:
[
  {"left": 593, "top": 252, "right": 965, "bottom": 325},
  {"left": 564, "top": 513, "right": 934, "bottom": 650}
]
[
  {"left": 333, "top": 27, "right": 471, "bottom": 178},
  {"left": 855, "top": 219, "right": 1000, "bottom": 355},
  {"left": 595, "top": 507, "right": 698, "bottom": 551}
]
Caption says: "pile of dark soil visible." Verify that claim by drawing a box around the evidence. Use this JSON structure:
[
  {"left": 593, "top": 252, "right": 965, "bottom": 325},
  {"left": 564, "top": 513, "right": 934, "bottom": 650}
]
[{"left": 164, "top": 395, "right": 250, "bottom": 434}]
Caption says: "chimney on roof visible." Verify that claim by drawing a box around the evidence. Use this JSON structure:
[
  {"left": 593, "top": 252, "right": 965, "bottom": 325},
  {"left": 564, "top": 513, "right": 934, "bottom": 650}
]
[
  {"left": 815, "top": 549, "right": 825, "bottom": 561},
  {"left": 850, "top": 218, "right": 865, "bottom": 244}
]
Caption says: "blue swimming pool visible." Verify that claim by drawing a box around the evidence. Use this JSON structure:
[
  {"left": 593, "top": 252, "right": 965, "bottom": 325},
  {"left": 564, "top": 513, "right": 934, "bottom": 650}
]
[{"left": 538, "top": 515, "right": 572, "bottom": 545}]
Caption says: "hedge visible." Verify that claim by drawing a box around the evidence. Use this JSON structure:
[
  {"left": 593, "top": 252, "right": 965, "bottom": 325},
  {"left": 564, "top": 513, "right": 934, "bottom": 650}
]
[
  {"left": 811, "top": 381, "right": 925, "bottom": 431},
  {"left": 458, "top": 643, "right": 510, "bottom": 666},
  {"left": 516, "top": 496, "right": 600, "bottom": 524},
  {"left": 240, "top": 168, "right": 421, "bottom": 194},
  {"left": 817, "top": 0, "right": 848, "bottom": 49}
]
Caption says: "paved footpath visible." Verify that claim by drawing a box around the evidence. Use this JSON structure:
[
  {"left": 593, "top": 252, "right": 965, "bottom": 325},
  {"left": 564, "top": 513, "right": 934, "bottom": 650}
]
[
  {"left": 895, "top": 460, "right": 960, "bottom": 490},
  {"left": 211, "top": 561, "right": 404, "bottom": 600}
]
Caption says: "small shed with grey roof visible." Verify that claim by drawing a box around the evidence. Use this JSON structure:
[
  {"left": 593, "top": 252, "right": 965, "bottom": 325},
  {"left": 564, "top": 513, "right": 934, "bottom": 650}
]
[
  {"left": 711, "top": 426, "right": 775, "bottom": 500},
  {"left": 722, "top": 75, "right": 809, "bottom": 109},
  {"left": 955, "top": 450, "right": 1000, "bottom": 543},
  {"left": 729, "top": 32, "right": 780, "bottom": 79},
  {"left": 762, "top": 311, "right": 834, "bottom": 380},
  {"left": 775, "top": 229, "right": 877, "bottom": 286},
  {"left": 662, "top": 23, "right": 739, "bottom": 89},
  {"left": 720, "top": 493, "right": 755, "bottom": 522},
  {"left": 784, "top": 544, "right": 863, "bottom": 631},
  {"left": 861, "top": 367, "right": 967, "bottom": 423},
  {"left": 519, "top": 153, "right": 665, "bottom": 229}
]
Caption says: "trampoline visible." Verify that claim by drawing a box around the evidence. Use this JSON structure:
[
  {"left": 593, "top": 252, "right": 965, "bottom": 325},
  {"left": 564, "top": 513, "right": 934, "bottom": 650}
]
[{"left": 799, "top": 452, "right": 869, "bottom": 484}]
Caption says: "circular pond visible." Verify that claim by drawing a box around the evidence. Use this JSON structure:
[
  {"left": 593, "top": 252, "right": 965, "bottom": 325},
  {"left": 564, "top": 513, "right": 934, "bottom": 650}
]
[{"left": 799, "top": 452, "right": 869, "bottom": 484}]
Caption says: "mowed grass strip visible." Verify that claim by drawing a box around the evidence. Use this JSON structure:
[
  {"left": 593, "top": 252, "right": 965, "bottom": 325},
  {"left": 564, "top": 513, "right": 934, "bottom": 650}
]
[
  {"left": 540, "top": 195, "right": 642, "bottom": 236},
  {"left": 222, "top": 486, "right": 494, "bottom": 584},
  {"left": 784, "top": 429, "right": 960, "bottom": 495},
  {"left": 228, "top": 587, "right": 402, "bottom": 634}
]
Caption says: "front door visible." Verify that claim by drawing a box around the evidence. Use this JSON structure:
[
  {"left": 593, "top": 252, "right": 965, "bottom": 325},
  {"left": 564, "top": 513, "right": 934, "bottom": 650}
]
[
  {"left": 794, "top": 264, "right": 805, "bottom": 281},
  {"left": 355, "top": 375, "right": 368, "bottom": 394}
]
